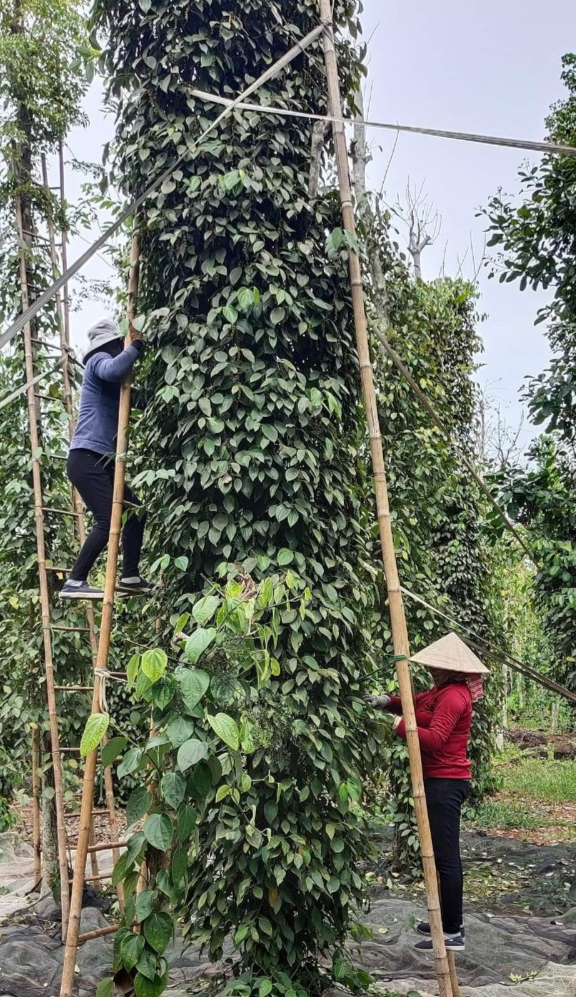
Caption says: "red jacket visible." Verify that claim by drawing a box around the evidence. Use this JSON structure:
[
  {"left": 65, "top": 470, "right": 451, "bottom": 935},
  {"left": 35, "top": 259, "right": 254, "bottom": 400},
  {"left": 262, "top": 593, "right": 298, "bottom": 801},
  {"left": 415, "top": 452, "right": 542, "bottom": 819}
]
[{"left": 389, "top": 682, "right": 473, "bottom": 780}]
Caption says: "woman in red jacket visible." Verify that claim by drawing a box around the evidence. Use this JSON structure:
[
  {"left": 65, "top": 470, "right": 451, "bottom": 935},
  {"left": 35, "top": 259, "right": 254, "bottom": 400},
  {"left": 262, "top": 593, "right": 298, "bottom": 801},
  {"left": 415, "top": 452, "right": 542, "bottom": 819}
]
[{"left": 367, "top": 633, "right": 489, "bottom": 953}]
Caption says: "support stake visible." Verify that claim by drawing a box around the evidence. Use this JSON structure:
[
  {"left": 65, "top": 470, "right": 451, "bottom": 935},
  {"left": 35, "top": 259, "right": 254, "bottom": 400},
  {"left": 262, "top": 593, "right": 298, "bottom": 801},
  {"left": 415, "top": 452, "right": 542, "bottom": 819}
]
[{"left": 317, "top": 6, "right": 455, "bottom": 996}]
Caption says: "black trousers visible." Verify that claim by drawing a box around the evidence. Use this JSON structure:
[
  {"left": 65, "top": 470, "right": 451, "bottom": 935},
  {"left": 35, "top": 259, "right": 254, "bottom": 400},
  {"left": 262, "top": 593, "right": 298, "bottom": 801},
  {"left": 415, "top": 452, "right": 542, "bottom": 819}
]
[
  {"left": 67, "top": 448, "right": 146, "bottom": 582},
  {"left": 425, "top": 778, "right": 470, "bottom": 934}
]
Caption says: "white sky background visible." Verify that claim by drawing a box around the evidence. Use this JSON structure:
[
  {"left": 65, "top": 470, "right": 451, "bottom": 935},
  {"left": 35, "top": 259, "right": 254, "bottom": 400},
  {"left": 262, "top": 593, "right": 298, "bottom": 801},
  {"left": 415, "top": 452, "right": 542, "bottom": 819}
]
[{"left": 59, "top": 0, "right": 576, "bottom": 454}]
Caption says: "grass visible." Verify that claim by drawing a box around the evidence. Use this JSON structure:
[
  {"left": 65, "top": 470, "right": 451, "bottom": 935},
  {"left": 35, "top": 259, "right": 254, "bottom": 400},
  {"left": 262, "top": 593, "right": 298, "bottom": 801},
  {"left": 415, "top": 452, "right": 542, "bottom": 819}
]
[
  {"left": 503, "top": 756, "right": 576, "bottom": 804},
  {"left": 464, "top": 744, "right": 576, "bottom": 843},
  {"left": 469, "top": 799, "right": 545, "bottom": 831}
]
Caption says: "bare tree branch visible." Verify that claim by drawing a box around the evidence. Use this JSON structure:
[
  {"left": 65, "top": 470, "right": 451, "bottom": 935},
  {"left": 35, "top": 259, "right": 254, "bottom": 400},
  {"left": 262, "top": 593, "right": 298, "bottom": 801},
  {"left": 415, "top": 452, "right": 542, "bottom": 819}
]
[{"left": 394, "top": 181, "right": 442, "bottom": 280}]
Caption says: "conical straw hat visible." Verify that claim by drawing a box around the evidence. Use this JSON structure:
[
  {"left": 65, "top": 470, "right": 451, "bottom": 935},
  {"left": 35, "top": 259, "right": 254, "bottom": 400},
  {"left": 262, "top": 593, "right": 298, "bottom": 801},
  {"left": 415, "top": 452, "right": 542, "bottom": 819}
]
[{"left": 410, "top": 632, "right": 489, "bottom": 674}]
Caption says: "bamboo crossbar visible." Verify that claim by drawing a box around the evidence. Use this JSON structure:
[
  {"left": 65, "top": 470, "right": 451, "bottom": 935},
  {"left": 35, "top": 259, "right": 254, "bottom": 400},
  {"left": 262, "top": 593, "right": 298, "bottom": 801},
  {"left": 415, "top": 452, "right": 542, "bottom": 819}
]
[
  {"left": 71, "top": 873, "right": 111, "bottom": 884},
  {"left": 318, "top": 5, "right": 455, "bottom": 995},
  {"left": 86, "top": 840, "right": 128, "bottom": 855},
  {"left": 77, "top": 924, "right": 120, "bottom": 943},
  {"left": 401, "top": 585, "right": 576, "bottom": 705}
]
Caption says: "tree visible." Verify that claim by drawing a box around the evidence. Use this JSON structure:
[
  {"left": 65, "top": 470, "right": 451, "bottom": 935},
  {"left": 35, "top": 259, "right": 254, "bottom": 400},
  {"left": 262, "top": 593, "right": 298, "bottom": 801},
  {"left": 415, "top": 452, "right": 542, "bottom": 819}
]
[
  {"left": 91, "top": 1, "right": 381, "bottom": 993},
  {"left": 0, "top": 0, "right": 89, "bottom": 885},
  {"left": 485, "top": 53, "right": 576, "bottom": 440},
  {"left": 485, "top": 53, "right": 576, "bottom": 691}
]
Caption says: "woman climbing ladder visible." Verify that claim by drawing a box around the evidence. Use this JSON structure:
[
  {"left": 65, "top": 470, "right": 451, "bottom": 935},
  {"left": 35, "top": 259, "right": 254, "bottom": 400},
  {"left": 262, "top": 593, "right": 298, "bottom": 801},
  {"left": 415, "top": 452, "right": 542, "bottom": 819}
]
[
  {"left": 367, "top": 632, "right": 489, "bottom": 952},
  {"left": 61, "top": 317, "right": 152, "bottom": 600}
]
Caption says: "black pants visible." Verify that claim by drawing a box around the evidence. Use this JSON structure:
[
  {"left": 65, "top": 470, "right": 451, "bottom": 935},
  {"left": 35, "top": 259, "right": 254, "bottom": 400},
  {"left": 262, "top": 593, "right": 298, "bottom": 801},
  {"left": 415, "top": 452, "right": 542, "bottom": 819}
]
[
  {"left": 67, "top": 448, "right": 146, "bottom": 582},
  {"left": 425, "top": 778, "right": 470, "bottom": 935}
]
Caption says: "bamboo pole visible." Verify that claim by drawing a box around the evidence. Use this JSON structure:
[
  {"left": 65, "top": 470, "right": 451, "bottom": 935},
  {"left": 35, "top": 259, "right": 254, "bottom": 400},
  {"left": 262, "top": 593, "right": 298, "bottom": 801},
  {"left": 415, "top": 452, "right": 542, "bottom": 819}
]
[
  {"left": 317, "top": 7, "right": 454, "bottom": 996},
  {"left": 15, "top": 193, "right": 71, "bottom": 938},
  {"left": 448, "top": 954, "right": 462, "bottom": 997},
  {"left": 88, "top": 820, "right": 99, "bottom": 879},
  {"left": 60, "top": 234, "right": 140, "bottom": 997},
  {"left": 31, "top": 725, "right": 42, "bottom": 882}
]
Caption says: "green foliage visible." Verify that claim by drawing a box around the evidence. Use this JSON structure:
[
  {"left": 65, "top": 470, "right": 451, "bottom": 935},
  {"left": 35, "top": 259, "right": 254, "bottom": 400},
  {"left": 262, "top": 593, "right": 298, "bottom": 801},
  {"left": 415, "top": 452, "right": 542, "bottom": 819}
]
[
  {"left": 80, "top": 713, "right": 110, "bottom": 758},
  {"left": 497, "top": 437, "right": 576, "bottom": 689},
  {"left": 106, "top": 574, "right": 379, "bottom": 995},
  {"left": 484, "top": 54, "right": 576, "bottom": 690},
  {"left": 485, "top": 54, "right": 576, "bottom": 441},
  {"left": 90, "top": 2, "right": 382, "bottom": 990},
  {"left": 0, "top": 0, "right": 87, "bottom": 156},
  {"left": 0, "top": 0, "right": 91, "bottom": 844}
]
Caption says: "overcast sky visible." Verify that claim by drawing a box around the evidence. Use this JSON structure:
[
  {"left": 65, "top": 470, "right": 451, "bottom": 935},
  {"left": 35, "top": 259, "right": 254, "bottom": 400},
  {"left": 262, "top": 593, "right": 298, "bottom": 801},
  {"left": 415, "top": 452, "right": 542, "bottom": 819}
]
[
  {"left": 360, "top": 0, "right": 575, "bottom": 447},
  {"left": 61, "top": 0, "right": 576, "bottom": 451}
]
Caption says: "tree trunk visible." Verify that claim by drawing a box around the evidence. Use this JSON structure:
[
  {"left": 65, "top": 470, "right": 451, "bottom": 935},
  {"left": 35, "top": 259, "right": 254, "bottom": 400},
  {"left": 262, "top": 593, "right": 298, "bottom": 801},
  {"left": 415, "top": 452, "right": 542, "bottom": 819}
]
[
  {"left": 11, "top": 0, "right": 59, "bottom": 895},
  {"left": 352, "top": 88, "right": 368, "bottom": 201},
  {"left": 40, "top": 741, "right": 59, "bottom": 895},
  {"left": 551, "top": 698, "right": 559, "bottom": 733}
]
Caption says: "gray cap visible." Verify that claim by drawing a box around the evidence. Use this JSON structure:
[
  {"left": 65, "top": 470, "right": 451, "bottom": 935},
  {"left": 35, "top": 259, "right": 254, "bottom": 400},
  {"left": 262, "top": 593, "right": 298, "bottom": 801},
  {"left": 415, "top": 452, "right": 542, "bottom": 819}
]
[{"left": 82, "top": 317, "right": 122, "bottom": 363}]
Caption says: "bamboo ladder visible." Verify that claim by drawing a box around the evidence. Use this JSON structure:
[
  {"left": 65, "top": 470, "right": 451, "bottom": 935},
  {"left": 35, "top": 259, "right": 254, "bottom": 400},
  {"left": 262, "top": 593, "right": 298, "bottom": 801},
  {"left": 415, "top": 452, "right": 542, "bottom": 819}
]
[
  {"left": 13, "top": 154, "right": 123, "bottom": 941},
  {"left": 318, "top": 3, "right": 460, "bottom": 996}
]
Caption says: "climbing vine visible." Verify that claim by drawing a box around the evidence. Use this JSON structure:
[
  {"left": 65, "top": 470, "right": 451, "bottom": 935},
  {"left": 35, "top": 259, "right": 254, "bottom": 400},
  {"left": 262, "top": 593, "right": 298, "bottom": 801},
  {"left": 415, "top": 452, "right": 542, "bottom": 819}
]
[{"left": 91, "top": 0, "right": 381, "bottom": 993}]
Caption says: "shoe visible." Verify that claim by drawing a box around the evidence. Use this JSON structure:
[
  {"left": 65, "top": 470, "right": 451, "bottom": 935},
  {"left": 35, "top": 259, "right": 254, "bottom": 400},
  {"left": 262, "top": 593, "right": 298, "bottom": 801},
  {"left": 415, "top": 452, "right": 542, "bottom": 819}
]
[
  {"left": 60, "top": 581, "right": 104, "bottom": 601},
  {"left": 415, "top": 934, "right": 466, "bottom": 953},
  {"left": 117, "top": 577, "right": 154, "bottom": 596},
  {"left": 417, "top": 921, "right": 466, "bottom": 939}
]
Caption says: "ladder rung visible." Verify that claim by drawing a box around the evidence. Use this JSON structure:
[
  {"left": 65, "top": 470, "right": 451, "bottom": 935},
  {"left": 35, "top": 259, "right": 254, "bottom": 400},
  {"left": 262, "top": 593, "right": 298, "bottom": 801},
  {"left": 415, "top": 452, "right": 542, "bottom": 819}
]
[
  {"left": 86, "top": 840, "right": 127, "bottom": 855},
  {"left": 55, "top": 685, "right": 93, "bottom": 691},
  {"left": 35, "top": 393, "right": 61, "bottom": 402},
  {"left": 78, "top": 924, "right": 120, "bottom": 943},
  {"left": 57, "top": 747, "right": 81, "bottom": 753},
  {"left": 71, "top": 873, "right": 111, "bottom": 884},
  {"left": 42, "top": 507, "right": 79, "bottom": 517},
  {"left": 31, "top": 338, "right": 61, "bottom": 351},
  {"left": 51, "top": 454, "right": 68, "bottom": 461},
  {"left": 51, "top": 625, "right": 90, "bottom": 633},
  {"left": 63, "top": 809, "right": 109, "bottom": 818},
  {"left": 46, "top": 566, "right": 71, "bottom": 573}
]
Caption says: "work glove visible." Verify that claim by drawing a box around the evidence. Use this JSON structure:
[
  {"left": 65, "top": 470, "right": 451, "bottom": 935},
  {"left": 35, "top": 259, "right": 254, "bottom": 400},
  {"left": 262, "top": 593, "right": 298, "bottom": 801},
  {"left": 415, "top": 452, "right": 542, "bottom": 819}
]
[{"left": 364, "top": 693, "right": 391, "bottom": 710}]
